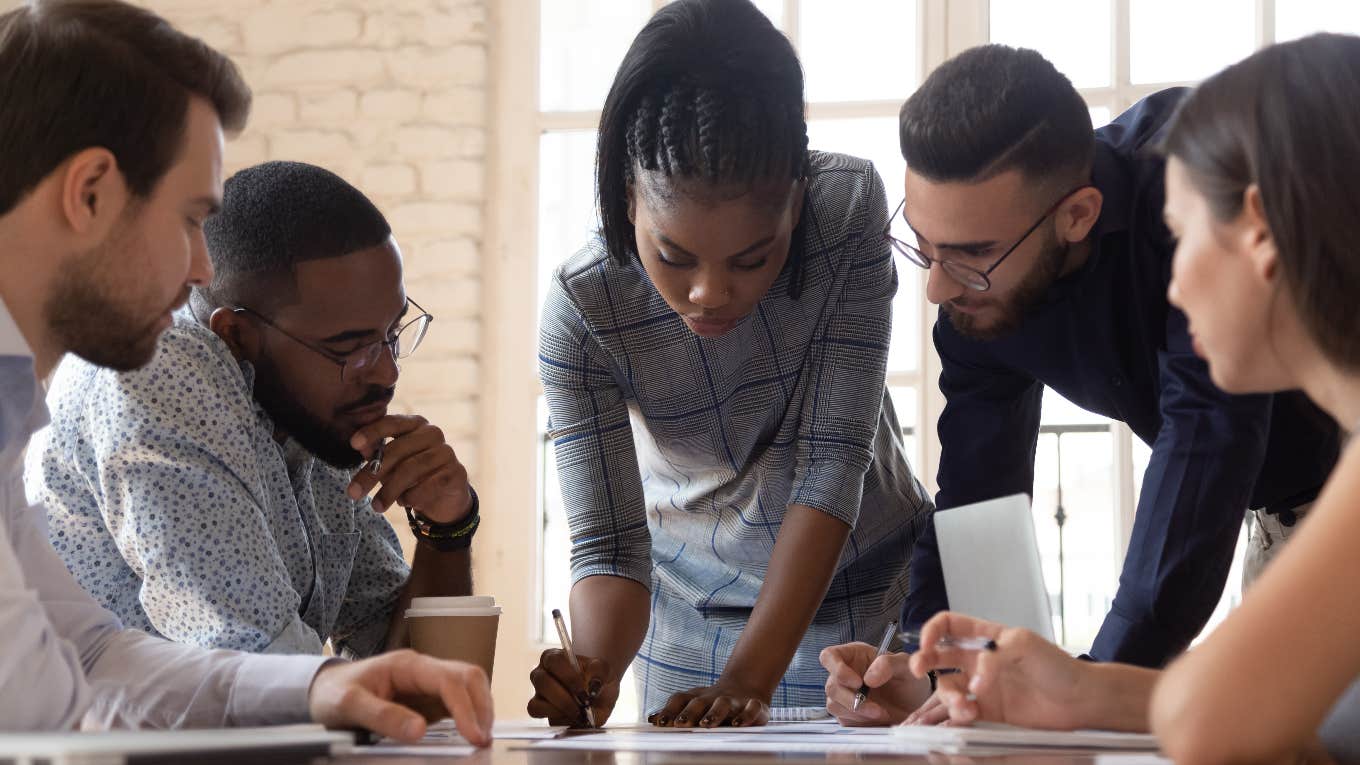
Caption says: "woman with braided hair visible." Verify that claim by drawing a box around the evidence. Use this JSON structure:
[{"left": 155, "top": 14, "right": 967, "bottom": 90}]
[{"left": 528, "top": 0, "right": 933, "bottom": 729}]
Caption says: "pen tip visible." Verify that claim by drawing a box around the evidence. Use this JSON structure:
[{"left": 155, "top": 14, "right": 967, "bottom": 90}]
[
  {"left": 552, "top": 608, "right": 563, "bottom": 619},
  {"left": 985, "top": 639, "right": 998, "bottom": 651}
]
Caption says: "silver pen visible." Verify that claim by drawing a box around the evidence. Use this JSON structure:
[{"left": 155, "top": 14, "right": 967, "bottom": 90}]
[
  {"left": 853, "top": 620, "right": 898, "bottom": 711},
  {"left": 551, "top": 609, "right": 597, "bottom": 728}
]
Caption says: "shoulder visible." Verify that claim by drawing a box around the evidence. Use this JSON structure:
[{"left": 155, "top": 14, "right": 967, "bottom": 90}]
[
  {"left": 803, "top": 151, "right": 888, "bottom": 249},
  {"left": 543, "top": 235, "right": 664, "bottom": 336},
  {"left": 47, "top": 315, "right": 251, "bottom": 435}
]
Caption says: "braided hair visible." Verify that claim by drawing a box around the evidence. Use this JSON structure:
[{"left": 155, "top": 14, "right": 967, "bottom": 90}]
[{"left": 597, "top": 0, "right": 812, "bottom": 295}]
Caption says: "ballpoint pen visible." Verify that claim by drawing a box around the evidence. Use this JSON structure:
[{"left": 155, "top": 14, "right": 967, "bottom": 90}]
[
  {"left": 853, "top": 620, "right": 898, "bottom": 712},
  {"left": 551, "top": 608, "right": 597, "bottom": 729}
]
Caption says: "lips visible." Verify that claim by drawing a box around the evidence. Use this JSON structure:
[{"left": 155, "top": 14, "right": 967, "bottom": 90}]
[{"left": 683, "top": 314, "right": 741, "bottom": 338}]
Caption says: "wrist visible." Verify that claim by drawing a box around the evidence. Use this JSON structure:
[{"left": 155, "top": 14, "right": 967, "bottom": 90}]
[
  {"left": 1078, "top": 661, "right": 1154, "bottom": 732},
  {"left": 407, "top": 487, "right": 479, "bottom": 552},
  {"left": 716, "top": 664, "right": 778, "bottom": 701}
]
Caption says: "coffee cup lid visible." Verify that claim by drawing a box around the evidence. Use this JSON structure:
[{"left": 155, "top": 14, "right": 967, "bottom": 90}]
[
  {"left": 409, "top": 595, "right": 496, "bottom": 609},
  {"left": 406, "top": 606, "right": 502, "bottom": 618}
]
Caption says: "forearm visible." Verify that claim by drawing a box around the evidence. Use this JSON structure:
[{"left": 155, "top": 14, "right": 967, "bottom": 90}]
[
  {"left": 569, "top": 574, "right": 651, "bottom": 682},
  {"left": 1073, "top": 661, "right": 1159, "bottom": 732},
  {"left": 385, "top": 545, "right": 472, "bottom": 649},
  {"left": 721, "top": 504, "right": 850, "bottom": 696}
]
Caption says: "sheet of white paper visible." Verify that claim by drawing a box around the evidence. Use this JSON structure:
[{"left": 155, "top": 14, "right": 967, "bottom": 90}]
[
  {"left": 530, "top": 732, "right": 933, "bottom": 755},
  {"left": 891, "top": 722, "right": 1159, "bottom": 751},
  {"left": 1094, "top": 755, "right": 1172, "bottom": 764},
  {"left": 346, "top": 744, "right": 479, "bottom": 757},
  {"left": 599, "top": 720, "right": 844, "bottom": 735}
]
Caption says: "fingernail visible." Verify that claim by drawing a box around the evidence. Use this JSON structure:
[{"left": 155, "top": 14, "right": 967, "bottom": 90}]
[
  {"left": 968, "top": 674, "right": 981, "bottom": 693},
  {"left": 403, "top": 719, "right": 423, "bottom": 740},
  {"left": 732, "top": 717, "right": 743, "bottom": 727},
  {"left": 577, "top": 692, "right": 590, "bottom": 706},
  {"left": 700, "top": 717, "right": 712, "bottom": 727},
  {"left": 655, "top": 716, "right": 668, "bottom": 727},
  {"left": 676, "top": 715, "right": 688, "bottom": 725},
  {"left": 905, "top": 714, "right": 917, "bottom": 725},
  {"left": 588, "top": 679, "right": 603, "bottom": 698}
]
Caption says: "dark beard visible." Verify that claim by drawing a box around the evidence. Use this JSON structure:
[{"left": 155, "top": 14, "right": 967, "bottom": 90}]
[
  {"left": 945, "top": 237, "right": 1069, "bottom": 341},
  {"left": 46, "top": 239, "right": 183, "bottom": 372},
  {"left": 251, "top": 356, "right": 393, "bottom": 470}
]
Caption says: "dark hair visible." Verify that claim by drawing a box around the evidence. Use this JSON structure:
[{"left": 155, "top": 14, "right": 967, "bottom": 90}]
[
  {"left": 1163, "top": 33, "right": 1360, "bottom": 370},
  {"left": 596, "top": 0, "right": 809, "bottom": 268},
  {"left": 899, "top": 44, "right": 1093, "bottom": 189},
  {"left": 0, "top": 0, "right": 251, "bottom": 217},
  {"left": 191, "top": 161, "right": 392, "bottom": 316}
]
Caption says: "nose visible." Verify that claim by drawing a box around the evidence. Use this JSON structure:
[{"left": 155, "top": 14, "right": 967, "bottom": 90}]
[
  {"left": 188, "top": 231, "right": 214, "bottom": 287},
  {"left": 924, "top": 262, "right": 966, "bottom": 305},
  {"left": 352, "top": 341, "right": 400, "bottom": 389},
  {"left": 688, "top": 269, "right": 732, "bottom": 311}
]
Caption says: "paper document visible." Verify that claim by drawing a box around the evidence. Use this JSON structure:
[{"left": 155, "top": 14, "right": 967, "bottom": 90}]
[
  {"left": 891, "top": 721, "right": 1159, "bottom": 752},
  {"left": 531, "top": 732, "right": 933, "bottom": 756}
]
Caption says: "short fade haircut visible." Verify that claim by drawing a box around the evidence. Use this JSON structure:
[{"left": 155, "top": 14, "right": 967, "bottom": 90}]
[
  {"left": 899, "top": 44, "right": 1093, "bottom": 189},
  {"left": 192, "top": 161, "right": 392, "bottom": 316},
  {"left": 0, "top": 0, "right": 251, "bottom": 216}
]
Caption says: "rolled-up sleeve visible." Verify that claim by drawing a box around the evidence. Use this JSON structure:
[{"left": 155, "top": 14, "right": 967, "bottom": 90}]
[
  {"left": 539, "top": 275, "right": 652, "bottom": 588},
  {"left": 789, "top": 165, "right": 895, "bottom": 527}
]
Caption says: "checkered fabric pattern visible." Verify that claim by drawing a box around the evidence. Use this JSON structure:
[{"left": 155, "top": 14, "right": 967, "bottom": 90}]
[{"left": 539, "top": 151, "right": 932, "bottom": 715}]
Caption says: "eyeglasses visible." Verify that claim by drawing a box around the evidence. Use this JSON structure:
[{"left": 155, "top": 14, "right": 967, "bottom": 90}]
[
  {"left": 233, "top": 298, "right": 433, "bottom": 383},
  {"left": 885, "top": 185, "right": 1092, "bottom": 292}
]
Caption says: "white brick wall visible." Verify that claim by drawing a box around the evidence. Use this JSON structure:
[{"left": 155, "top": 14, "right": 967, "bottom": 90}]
[{"left": 0, "top": 0, "right": 490, "bottom": 558}]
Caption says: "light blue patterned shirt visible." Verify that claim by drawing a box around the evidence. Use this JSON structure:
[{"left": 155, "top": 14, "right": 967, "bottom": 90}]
[
  {"left": 0, "top": 298, "right": 324, "bottom": 730},
  {"left": 539, "top": 152, "right": 933, "bottom": 714},
  {"left": 26, "top": 314, "right": 408, "bottom": 658}
]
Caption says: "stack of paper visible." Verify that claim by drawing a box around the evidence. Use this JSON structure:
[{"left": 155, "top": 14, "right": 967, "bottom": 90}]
[{"left": 890, "top": 721, "right": 1159, "bottom": 753}]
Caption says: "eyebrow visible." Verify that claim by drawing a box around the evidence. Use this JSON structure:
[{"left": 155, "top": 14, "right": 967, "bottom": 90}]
[
  {"left": 319, "top": 301, "right": 411, "bottom": 344},
  {"left": 193, "top": 196, "right": 222, "bottom": 216},
  {"left": 655, "top": 232, "right": 775, "bottom": 260},
  {"left": 900, "top": 207, "right": 997, "bottom": 255}
]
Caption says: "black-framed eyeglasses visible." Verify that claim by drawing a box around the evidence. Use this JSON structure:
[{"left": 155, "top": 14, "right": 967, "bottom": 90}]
[
  {"left": 885, "top": 185, "right": 1093, "bottom": 292},
  {"left": 233, "top": 298, "right": 433, "bottom": 383}
]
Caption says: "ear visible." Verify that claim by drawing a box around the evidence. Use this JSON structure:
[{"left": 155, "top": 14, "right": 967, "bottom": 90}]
[
  {"left": 1057, "top": 185, "right": 1103, "bottom": 244},
  {"left": 1241, "top": 184, "right": 1278, "bottom": 282},
  {"left": 209, "top": 306, "right": 262, "bottom": 363},
  {"left": 59, "top": 148, "right": 128, "bottom": 237},
  {"left": 626, "top": 182, "right": 638, "bottom": 226}
]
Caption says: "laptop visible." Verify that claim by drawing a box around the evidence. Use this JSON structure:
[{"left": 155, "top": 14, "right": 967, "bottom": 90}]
[
  {"left": 934, "top": 493, "right": 1056, "bottom": 642},
  {"left": 0, "top": 725, "right": 354, "bottom": 765}
]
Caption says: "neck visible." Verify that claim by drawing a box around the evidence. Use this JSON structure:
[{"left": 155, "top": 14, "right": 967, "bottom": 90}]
[
  {"left": 1060, "top": 237, "right": 1092, "bottom": 278},
  {"left": 0, "top": 216, "right": 64, "bottom": 378},
  {"left": 1299, "top": 357, "right": 1360, "bottom": 434}
]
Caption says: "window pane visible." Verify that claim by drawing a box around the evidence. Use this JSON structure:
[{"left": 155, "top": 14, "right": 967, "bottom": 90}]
[
  {"left": 750, "top": 0, "right": 784, "bottom": 27},
  {"left": 800, "top": 0, "right": 918, "bottom": 102},
  {"left": 538, "top": 130, "right": 600, "bottom": 324},
  {"left": 1033, "top": 427, "right": 1116, "bottom": 652},
  {"left": 1276, "top": 1, "right": 1360, "bottom": 41},
  {"left": 1130, "top": 0, "right": 1255, "bottom": 85},
  {"left": 806, "top": 117, "right": 919, "bottom": 374},
  {"left": 540, "top": 0, "right": 652, "bottom": 112},
  {"left": 990, "top": 0, "right": 1112, "bottom": 89},
  {"left": 888, "top": 386, "right": 920, "bottom": 470},
  {"left": 1089, "top": 105, "right": 1112, "bottom": 129}
]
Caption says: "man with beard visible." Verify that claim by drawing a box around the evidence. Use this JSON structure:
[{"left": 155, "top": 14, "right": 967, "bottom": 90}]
[
  {"left": 0, "top": 0, "right": 491, "bottom": 739},
  {"left": 28, "top": 160, "right": 478, "bottom": 659},
  {"left": 820, "top": 44, "right": 1341, "bottom": 728}
]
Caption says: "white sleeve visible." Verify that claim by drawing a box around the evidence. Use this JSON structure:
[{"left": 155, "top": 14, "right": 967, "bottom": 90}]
[{"left": 1, "top": 485, "right": 326, "bottom": 730}]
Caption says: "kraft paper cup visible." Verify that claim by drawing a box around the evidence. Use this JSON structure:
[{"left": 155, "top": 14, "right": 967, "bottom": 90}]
[{"left": 403, "top": 596, "right": 501, "bottom": 720}]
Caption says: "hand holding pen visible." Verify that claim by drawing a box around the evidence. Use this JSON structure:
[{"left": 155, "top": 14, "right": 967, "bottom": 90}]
[{"left": 551, "top": 609, "right": 597, "bottom": 728}]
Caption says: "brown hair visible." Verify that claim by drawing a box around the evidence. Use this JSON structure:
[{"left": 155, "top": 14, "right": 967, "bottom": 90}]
[
  {"left": 1163, "top": 33, "right": 1360, "bottom": 370},
  {"left": 0, "top": 0, "right": 251, "bottom": 216}
]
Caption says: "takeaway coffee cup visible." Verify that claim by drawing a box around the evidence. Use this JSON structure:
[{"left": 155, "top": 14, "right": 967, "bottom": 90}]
[{"left": 405, "top": 595, "right": 501, "bottom": 679}]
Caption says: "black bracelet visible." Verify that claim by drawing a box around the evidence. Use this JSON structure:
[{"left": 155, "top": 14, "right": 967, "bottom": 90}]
[{"left": 406, "top": 487, "right": 479, "bottom": 552}]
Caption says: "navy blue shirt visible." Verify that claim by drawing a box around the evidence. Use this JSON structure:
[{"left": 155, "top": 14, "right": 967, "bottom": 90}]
[{"left": 902, "top": 88, "right": 1341, "bottom": 667}]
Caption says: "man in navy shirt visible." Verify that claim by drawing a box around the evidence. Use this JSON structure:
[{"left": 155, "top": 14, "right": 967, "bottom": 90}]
[{"left": 893, "top": 45, "right": 1339, "bottom": 669}]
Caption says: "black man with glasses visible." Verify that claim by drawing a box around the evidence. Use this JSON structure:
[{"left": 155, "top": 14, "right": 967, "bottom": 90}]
[
  {"left": 821, "top": 45, "right": 1340, "bottom": 730},
  {"left": 26, "top": 161, "right": 478, "bottom": 660}
]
